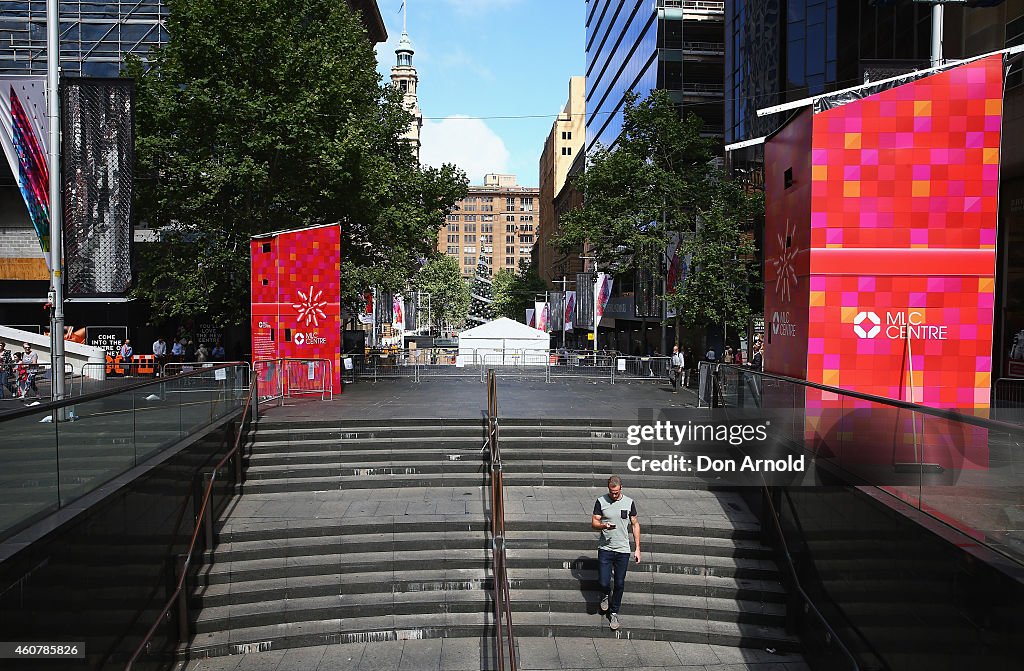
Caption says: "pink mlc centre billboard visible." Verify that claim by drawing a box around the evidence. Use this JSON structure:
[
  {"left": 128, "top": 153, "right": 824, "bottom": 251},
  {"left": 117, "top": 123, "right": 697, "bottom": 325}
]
[
  {"left": 251, "top": 224, "right": 342, "bottom": 393},
  {"left": 765, "top": 55, "right": 1003, "bottom": 471}
]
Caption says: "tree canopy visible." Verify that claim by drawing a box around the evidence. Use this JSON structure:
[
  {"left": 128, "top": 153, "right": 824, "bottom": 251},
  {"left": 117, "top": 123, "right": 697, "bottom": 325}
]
[
  {"left": 555, "top": 90, "right": 762, "bottom": 338},
  {"left": 491, "top": 261, "right": 549, "bottom": 322},
  {"left": 410, "top": 256, "right": 470, "bottom": 331},
  {"left": 127, "top": 0, "right": 467, "bottom": 325}
]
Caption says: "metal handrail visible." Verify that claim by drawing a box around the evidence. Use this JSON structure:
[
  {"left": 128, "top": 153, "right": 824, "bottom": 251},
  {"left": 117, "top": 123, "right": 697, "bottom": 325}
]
[
  {"left": 486, "top": 370, "right": 517, "bottom": 671},
  {"left": 124, "top": 373, "right": 257, "bottom": 670},
  {"left": 709, "top": 368, "right": 860, "bottom": 670}
]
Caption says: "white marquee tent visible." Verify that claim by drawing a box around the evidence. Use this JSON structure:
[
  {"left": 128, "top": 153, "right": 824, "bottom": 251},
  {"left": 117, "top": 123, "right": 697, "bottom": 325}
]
[{"left": 458, "top": 318, "right": 550, "bottom": 365}]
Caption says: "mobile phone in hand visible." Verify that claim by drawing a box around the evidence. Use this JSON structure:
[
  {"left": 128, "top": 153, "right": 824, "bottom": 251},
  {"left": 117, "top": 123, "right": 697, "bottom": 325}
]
[{"left": 606, "top": 523, "right": 616, "bottom": 529}]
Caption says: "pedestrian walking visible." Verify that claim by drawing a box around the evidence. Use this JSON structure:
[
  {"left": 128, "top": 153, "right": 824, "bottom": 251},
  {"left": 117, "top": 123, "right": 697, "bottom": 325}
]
[
  {"left": 22, "top": 343, "right": 39, "bottom": 398},
  {"left": 14, "top": 352, "right": 28, "bottom": 398},
  {"left": 591, "top": 475, "right": 641, "bottom": 631},
  {"left": 119, "top": 339, "right": 134, "bottom": 360},
  {"left": 750, "top": 342, "right": 763, "bottom": 371},
  {"left": 670, "top": 345, "right": 685, "bottom": 392},
  {"left": 211, "top": 341, "right": 226, "bottom": 361},
  {"left": 723, "top": 346, "right": 734, "bottom": 364},
  {"left": 0, "top": 342, "right": 14, "bottom": 398}
]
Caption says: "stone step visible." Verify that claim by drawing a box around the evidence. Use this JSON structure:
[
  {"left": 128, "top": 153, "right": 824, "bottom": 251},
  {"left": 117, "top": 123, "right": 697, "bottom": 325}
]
[
  {"left": 191, "top": 588, "right": 787, "bottom": 636},
  {"left": 206, "top": 530, "right": 772, "bottom": 565},
  {"left": 190, "top": 567, "right": 786, "bottom": 610}
]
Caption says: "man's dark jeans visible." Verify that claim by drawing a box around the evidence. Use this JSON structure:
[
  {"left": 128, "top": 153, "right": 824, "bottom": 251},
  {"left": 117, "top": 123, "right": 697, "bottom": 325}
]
[{"left": 598, "top": 548, "right": 630, "bottom": 614}]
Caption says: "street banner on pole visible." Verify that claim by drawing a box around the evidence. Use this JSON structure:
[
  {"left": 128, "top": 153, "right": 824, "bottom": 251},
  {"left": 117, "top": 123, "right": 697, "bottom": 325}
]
[
  {"left": 564, "top": 291, "right": 576, "bottom": 331},
  {"left": 535, "top": 301, "right": 549, "bottom": 332},
  {"left": 526, "top": 308, "right": 536, "bottom": 328},
  {"left": 595, "top": 273, "right": 613, "bottom": 328}
]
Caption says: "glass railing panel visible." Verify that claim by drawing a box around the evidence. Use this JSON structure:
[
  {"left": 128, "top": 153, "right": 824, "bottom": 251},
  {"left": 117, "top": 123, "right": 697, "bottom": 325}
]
[
  {"left": 133, "top": 381, "right": 182, "bottom": 463},
  {"left": 0, "top": 407, "right": 60, "bottom": 538},
  {"left": 56, "top": 390, "right": 138, "bottom": 506}
]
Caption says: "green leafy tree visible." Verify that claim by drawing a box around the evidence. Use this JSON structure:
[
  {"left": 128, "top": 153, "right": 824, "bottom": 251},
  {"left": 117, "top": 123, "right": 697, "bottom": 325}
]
[
  {"left": 126, "top": 0, "right": 466, "bottom": 325},
  {"left": 491, "top": 261, "right": 549, "bottom": 321},
  {"left": 556, "top": 89, "right": 762, "bottom": 345},
  {"left": 411, "top": 256, "right": 470, "bottom": 331},
  {"left": 670, "top": 184, "right": 762, "bottom": 340}
]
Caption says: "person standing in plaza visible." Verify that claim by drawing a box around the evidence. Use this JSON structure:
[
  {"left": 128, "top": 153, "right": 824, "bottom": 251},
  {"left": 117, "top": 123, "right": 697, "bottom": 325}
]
[
  {"left": 22, "top": 343, "right": 39, "bottom": 398},
  {"left": 591, "top": 475, "right": 641, "bottom": 630},
  {"left": 153, "top": 337, "right": 168, "bottom": 374},
  {"left": 171, "top": 338, "right": 185, "bottom": 363},
  {"left": 670, "top": 345, "right": 685, "bottom": 392},
  {"left": 0, "top": 342, "right": 14, "bottom": 398}
]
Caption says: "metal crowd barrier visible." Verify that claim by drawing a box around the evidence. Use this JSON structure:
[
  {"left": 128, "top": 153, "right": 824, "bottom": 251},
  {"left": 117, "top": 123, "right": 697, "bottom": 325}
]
[
  {"left": 252, "top": 358, "right": 333, "bottom": 403},
  {"left": 0, "top": 362, "right": 75, "bottom": 401},
  {"left": 993, "top": 377, "right": 1024, "bottom": 410}
]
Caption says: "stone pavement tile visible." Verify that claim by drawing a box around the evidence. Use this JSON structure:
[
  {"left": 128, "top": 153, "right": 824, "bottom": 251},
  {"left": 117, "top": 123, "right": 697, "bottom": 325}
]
[
  {"left": 347, "top": 501, "right": 381, "bottom": 517},
  {"left": 183, "top": 655, "right": 244, "bottom": 671},
  {"left": 439, "top": 638, "right": 488, "bottom": 671},
  {"left": 397, "top": 639, "right": 442, "bottom": 671},
  {"left": 716, "top": 664, "right": 788, "bottom": 671},
  {"left": 707, "top": 646, "right": 791, "bottom": 665},
  {"left": 782, "top": 663, "right": 811, "bottom": 671},
  {"left": 375, "top": 501, "right": 410, "bottom": 516},
  {"left": 317, "top": 642, "right": 366, "bottom": 670},
  {"left": 355, "top": 641, "right": 405, "bottom": 671},
  {"left": 277, "top": 646, "right": 327, "bottom": 671},
  {"left": 318, "top": 501, "right": 352, "bottom": 516},
  {"left": 554, "top": 637, "right": 602, "bottom": 669},
  {"left": 592, "top": 638, "right": 642, "bottom": 667},
  {"left": 516, "top": 637, "right": 561, "bottom": 670},
  {"left": 669, "top": 641, "right": 722, "bottom": 666},
  {"left": 234, "top": 649, "right": 287, "bottom": 671},
  {"left": 634, "top": 640, "right": 685, "bottom": 666}
]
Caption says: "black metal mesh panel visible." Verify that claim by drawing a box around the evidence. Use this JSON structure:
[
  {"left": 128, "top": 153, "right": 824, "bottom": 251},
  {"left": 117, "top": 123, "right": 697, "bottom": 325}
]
[
  {"left": 634, "top": 265, "right": 662, "bottom": 318},
  {"left": 575, "top": 272, "right": 595, "bottom": 329},
  {"left": 61, "top": 77, "right": 134, "bottom": 296}
]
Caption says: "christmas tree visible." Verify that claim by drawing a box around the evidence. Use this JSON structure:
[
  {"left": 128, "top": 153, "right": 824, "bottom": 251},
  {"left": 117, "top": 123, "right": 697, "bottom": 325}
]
[{"left": 468, "top": 256, "right": 494, "bottom": 324}]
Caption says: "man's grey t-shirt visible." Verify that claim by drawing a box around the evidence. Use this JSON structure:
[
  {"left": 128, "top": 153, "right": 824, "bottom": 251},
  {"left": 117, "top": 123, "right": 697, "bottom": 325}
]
[{"left": 593, "top": 494, "right": 637, "bottom": 553}]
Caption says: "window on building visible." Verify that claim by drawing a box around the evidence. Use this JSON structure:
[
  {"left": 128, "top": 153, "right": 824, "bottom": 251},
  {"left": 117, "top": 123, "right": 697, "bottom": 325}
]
[
  {"left": 481, "top": 205, "right": 494, "bottom": 212},
  {"left": 447, "top": 245, "right": 458, "bottom": 255},
  {"left": 520, "top": 197, "right": 534, "bottom": 212},
  {"left": 482, "top": 223, "right": 493, "bottom": 232},
  {"left": 465, "top": 256, "right": 476, "bottom": 266},
  {"left": 561, "top": 131, "right": 572, "bottom": 140},
  {"left": 465, "top": 223, "right": 477, "bottom": 233},
  {"left": 466, "top": 215, "right": 478, "bottom": 223},
  {"left": 506, "top": 197, "right": 516, "bottom": 211},
  {"left": 561, "top": 147, "right": 572, "bottom": 156},
  {"left": 506, "top": 235, "right": 515, "bottom": 243},
  {"left": 505, "top": 257, "right": 515, "bottom": 266},
  {"left": 447, "top": 214, "right": 459, "bottom": 222},
  {"left": 448, "top": 223, "right": 459, "bottom": 232},
  {"left": 482, "top": 215, "right": 494, "bottom": 222},
  {"left": 463, "top": 246, "right": 477, "bottom": 254},
  {"left": 506, "top": 215, "right": 515, "bottom": 222},
  {"left": 447, "top": 234, "right": 458, "bottom": 243},
  {"left": 482, "top": 234, "right": 493, "bottom": 243},
  {"left": 520, "top": 235, "right": 534, "bottom": 243},
  {"left": 506, "top": 224, "right": 517, "bottom": 233},
  {"left": 464, "top": 234, "right": 477, "bottom": 243},
  {"left": 400, "top": 80, "right": 408, "bottom": 92},
  {"left": 506, "top": 245, "right": 515, "bottom": 254}
]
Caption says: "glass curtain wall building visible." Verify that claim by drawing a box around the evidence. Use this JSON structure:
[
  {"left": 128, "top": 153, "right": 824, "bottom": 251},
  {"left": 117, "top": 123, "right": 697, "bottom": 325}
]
[
  {"left": 0, "top": 0, "right": 168, "bottom": 77},
  {"left": 585, "top": 0, "right": 725, "bottom": 153}
]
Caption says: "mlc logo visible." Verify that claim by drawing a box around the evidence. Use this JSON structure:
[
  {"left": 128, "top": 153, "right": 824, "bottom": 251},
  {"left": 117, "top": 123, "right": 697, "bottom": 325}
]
[
  {"left": 294, "top": 333, "right": 305, "bottom": 345},
  {"left": 853, "top": 311, "right": 881, "bottom": 339}
]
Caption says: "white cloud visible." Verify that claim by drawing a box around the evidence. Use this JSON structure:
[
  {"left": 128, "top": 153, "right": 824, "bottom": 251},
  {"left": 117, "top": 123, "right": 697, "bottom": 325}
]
[{"left": 420, "top": 115, "right": 510, "bottom": 184}]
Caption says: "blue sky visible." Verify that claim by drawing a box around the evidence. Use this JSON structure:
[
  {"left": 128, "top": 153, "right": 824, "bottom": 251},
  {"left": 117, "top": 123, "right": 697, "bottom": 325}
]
[{"left": 374, "top": 0, "right": 586, "bottom": 187}]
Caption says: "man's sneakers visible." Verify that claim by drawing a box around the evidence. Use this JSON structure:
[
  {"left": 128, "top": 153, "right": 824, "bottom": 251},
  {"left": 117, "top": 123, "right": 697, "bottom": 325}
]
[
  {"left": 609, "top": 613, "right": 620, "bottom": 630},
  {"left": 599, "top": 595, "right": 609, "bottom": 613}
]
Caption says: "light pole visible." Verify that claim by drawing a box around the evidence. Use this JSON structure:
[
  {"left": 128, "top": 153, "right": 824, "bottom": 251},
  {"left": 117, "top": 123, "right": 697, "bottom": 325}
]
[{"left": 47, "top": 0, "right": 66, "bottom": 403}]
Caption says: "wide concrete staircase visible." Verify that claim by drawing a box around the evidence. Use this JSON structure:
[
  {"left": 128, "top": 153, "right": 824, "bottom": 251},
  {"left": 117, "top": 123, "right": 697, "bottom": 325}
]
[{"left": 182, "top": 417, "right": 799, "bottom": 662}]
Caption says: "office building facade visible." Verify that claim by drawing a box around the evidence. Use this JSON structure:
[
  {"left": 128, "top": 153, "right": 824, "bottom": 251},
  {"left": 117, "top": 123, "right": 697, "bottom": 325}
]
[
  {"left": 585, "top": 0, "right": 725, "bottom": 153},
  {"left": 437, "top": 175, "right": 539, "bottom": 280},
  {"left": 537, "top": 76, "right": 586, "bottom": 286}
]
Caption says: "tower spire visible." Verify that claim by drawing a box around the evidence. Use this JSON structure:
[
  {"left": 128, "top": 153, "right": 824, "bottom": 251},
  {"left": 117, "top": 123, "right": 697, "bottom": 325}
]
[{"left": 403, "top": 0, "right": 407, "bottom": 35}]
